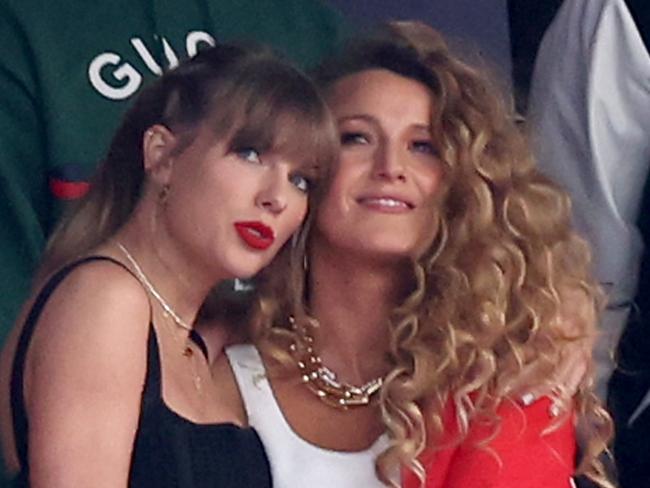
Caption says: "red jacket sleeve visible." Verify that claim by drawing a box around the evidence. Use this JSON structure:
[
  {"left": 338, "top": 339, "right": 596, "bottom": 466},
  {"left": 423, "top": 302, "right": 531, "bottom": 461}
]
[{"left": 403, "top": 397, "right": 576, "bottom": 488}]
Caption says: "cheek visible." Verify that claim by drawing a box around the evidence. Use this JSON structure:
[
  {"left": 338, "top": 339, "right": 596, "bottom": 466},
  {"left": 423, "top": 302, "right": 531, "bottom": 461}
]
[
  {"left": 412, "top": 201, "right": 442, "bottom": 258},
  {"left": 315, "top": 186, "right": 345, "bottom": 236},
  {"left": 282, "top": 195, "right": 309, "bottom": 236},
  {"left": 419, "top": 164, "right": 445, "bottom": 200},
  {"left": 321, "top": 160, "right": 359, "bottom": 213},
  {"left": 294, "top": 199, "right": 309, "bottom": 228}
]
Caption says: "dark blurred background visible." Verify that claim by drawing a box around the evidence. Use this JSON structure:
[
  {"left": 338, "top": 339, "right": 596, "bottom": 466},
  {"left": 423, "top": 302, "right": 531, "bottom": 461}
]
[{"left": 326, "top": 0, "right": 564, "bottom": 114}]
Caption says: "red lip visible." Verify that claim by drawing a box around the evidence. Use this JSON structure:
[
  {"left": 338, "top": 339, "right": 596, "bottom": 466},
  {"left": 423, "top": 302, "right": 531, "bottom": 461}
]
[{"left": 234, "top": 221, "right": 275, "bottom": 250}]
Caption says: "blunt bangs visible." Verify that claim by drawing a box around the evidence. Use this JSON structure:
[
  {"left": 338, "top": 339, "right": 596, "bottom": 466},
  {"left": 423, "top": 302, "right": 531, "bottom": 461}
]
[{"left": 206, "top": 58, "right": 339, "bottom": 185}]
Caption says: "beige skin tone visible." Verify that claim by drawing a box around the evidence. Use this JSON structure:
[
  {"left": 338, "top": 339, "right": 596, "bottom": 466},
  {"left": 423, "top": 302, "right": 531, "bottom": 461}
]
[
  {"left": 212, "top": 69, "right": 445, "bottom": 451},
  {"left": 0, "top": 122, "right": 309, "bottom": 487}
]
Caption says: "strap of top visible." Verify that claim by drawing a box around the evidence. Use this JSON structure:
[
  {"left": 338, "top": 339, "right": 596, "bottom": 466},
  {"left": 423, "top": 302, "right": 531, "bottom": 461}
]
[
  {"left": 10, "top": 256, "right": 138, "bottom": 468},
  {"left": 224, "top": 344, "right": 393, "bottom": 487},
  {"left": 224, "top": 345, "right": 299, "bottom": 451},
  {"left": 190, "top": 330, "right": 209, "bottom": 361},
  {"left": 138, "top": 320, "right": 210, "bottom": 417},
  {"left": 225, "top": 344, "right": 277, "bottom": 423}
]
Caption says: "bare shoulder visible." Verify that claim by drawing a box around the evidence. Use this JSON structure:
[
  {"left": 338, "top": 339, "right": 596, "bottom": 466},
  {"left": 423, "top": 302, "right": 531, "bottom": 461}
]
[
  {"left": 26, "top": 258, "right": 152, "bottom": 396},
  {"left": 45, "top": 258, "right": 149, "bottom": 314},
  {"left": 18, "top": 260, "right": 155, "bottom": 485},
  {"left": 32, "top": 259, "right": 150, "bottom": 344}
]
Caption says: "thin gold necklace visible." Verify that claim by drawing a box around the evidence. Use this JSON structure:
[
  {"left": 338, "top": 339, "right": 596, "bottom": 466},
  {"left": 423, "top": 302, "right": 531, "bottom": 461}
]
[
  {"left": 289, "top": 317, "right": 383, "bottom": 410},
  {"left": 116, "top": 242, "right": 202, "bottom": 392},
  {"left": 116, "top": 243, "right": 192, "bottom": 331}
]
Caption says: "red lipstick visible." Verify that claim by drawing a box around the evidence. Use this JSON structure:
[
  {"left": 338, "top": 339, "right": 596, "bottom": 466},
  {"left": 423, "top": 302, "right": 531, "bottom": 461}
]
[{"left": 234, "top": 221, "right": 275, "bottom": 250}]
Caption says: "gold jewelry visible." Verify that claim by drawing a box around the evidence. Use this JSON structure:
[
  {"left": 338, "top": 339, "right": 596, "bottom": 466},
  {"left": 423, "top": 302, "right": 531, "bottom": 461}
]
[
  {"left": 117, "top": 242, "right": 192, "bottom": 331},
  {"left": 116, "top": 242, "right": 202, "bottom": 392},
  {"left": 159, "top": 184, "right": 170, "bottom": 206},
  {"left": 289, "top": 317, "right": 383, "bottom": 410}
]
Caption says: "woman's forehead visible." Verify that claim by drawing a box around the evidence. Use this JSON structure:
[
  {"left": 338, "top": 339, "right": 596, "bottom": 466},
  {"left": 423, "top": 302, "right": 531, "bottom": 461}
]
[{"left": 327, "top": 70, "right": 435, "bottom": 134}]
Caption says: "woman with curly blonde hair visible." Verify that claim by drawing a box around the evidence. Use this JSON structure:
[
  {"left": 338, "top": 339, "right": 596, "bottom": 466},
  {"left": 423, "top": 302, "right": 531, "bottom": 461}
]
[{"left": 212, "top": 21, "right": 613, "bottom": 488}]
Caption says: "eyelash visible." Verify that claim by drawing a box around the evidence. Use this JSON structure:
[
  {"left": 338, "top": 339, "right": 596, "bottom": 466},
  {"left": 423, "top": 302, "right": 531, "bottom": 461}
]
[
  {"left": 410, "top": 140, "right": 438, "bottom": 156},
  {"left": 236, "top": 147, "right": 312, "bottom": 194},
  {"left": 341, "top": 131, "right": 438, "bottom": 158},
  {"left": 235, "top": 147, "right": 263, "bottom": 164},
  {"left": 289, "top": 174, "right": 311, "bottom": 193},
  {"left": 340, "top": 131, "right": 370, "bottom": 145}
]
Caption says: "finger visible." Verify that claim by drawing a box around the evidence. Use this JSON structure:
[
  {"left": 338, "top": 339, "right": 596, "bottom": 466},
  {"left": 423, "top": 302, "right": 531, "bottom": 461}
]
[
  {"left": 517, "top": 352, "right": 587, "bottom": 407},
  {"left": 552, "top": 351, "right": 586, "bottom": 396},
  {"left": 562, "top": 356, "right": 587, "bottom": 396}
]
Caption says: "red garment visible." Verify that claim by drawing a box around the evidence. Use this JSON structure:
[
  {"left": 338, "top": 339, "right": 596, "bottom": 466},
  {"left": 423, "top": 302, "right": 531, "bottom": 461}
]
[{"left": 403, "top": 397, "right": 576, "bottom": 488}]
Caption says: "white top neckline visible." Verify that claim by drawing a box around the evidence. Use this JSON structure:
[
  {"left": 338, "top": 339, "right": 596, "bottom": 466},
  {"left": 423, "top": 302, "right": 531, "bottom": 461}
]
[{"left": 226, "top": 344, "right": 393, "bottom": 487}]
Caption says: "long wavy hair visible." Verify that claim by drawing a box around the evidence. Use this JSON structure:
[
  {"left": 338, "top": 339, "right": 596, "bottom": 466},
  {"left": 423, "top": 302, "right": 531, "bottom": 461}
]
[{"left": 252, "top": 21, "right": 613, "bottom": 488}]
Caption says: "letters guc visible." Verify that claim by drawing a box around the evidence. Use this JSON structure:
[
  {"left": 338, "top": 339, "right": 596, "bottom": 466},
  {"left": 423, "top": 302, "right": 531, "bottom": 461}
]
[{"left": 88, "top": 30, "right": 216, "bottom": 100}]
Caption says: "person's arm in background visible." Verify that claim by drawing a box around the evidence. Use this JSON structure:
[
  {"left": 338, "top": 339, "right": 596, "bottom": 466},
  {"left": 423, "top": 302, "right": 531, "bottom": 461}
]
[
  {"left": 0, "top": 1, "right": 50, "bottom": 346},
  {"left": 207, "top": 0, "right": 348, "bottom": 70},
  {"left": 527, "top": 0, "right": 650, "bottom": 399}
]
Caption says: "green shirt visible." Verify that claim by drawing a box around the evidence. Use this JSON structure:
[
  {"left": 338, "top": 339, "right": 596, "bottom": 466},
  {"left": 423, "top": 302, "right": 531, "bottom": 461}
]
[{"left": 0, "top": 0, "right": 345, "bottom": 345}]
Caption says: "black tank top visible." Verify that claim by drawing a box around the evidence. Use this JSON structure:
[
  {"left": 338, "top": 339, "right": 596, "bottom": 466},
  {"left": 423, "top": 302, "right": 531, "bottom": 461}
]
[{"left": 10, "top": 256, "right": 272, "bottom": 487}]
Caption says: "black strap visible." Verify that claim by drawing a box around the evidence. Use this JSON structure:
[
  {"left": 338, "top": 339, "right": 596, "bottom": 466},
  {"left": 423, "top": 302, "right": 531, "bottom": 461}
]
[
  {"left": 190, "top": 329, "right": 210, "bottom": 360},
  {"left": 10, "top": 256, "right": 137, "bottom": 469},
  {"left": 624, "top": 0, "right": 650, "bottom": 57},
  {"left": 138, "top": 321, "right": 209, "bottom": 414},
  {"left": 10, "top": 255, "right": 210, "bottom": 473}
]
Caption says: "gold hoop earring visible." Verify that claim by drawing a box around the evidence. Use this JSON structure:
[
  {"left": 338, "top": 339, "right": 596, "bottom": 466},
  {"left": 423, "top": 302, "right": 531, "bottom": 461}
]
[
  {"left": 159, "top": 184, "right": 170, "bottom": 206},
  {"left": 290, "top": 229, "right": 309, "bottom": 274}
]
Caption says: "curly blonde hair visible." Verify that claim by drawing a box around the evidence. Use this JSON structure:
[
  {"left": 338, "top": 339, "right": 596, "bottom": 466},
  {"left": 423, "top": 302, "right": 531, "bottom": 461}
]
[{"left": 252, "top": 21, "right": 613, "bottom": 488}]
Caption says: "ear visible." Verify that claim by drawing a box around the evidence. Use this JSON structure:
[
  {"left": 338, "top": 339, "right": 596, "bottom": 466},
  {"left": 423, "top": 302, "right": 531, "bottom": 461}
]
[{"left": 143, "top": 124, "right": 177, "bottom": 186}]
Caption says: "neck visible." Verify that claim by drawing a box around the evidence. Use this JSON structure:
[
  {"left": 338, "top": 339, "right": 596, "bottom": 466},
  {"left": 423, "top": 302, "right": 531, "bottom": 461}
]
[
  {"left": 113, "top": 205, "right": 225, "bottom": 331},
  {"left": 307, "top": 239, "right": 413, "bottom": 384}
]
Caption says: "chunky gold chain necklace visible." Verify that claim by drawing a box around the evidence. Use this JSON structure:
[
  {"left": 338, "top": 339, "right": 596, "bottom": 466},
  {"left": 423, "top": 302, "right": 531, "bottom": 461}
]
[
  {"left": 289, "top": 317, "right": 383, "bottom": 410},
  {"left": 116, "top": 242, "right": 202, "bottom": 393}
]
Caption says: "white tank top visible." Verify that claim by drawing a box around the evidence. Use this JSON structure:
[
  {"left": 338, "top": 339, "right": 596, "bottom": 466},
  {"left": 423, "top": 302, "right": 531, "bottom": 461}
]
[{"left": 225, "top": 344, "right": 393, "bottom": 488}]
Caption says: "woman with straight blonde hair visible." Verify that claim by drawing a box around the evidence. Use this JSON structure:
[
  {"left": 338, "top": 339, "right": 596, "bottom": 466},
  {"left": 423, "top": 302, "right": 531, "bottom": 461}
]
[{"left": 0, "top": 42, "right": 337, "bottom": 487}]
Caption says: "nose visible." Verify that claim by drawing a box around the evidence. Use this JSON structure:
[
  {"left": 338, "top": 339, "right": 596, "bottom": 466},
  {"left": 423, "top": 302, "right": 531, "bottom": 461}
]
[
  {"left": 255, "top": 167, "right": 288, "bottom": 214},
  {"left": 372, "top": 142, "right": 406, "bottom": 182}
]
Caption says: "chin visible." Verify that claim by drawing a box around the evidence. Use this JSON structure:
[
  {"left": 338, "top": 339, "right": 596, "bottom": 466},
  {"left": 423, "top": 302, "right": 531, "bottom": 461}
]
[
  {"left": 345, "top": 244, "right": 414, "bottom": 265},
  {"left": 212, "top": 244, "right": 271, "bottom": 277},
  {"left": 228, "top": 257, "right": 272, "bottom": 280},
  {"left": 222, "top": 265, "right": 261, "bottom": 281},
  {"left": 354, "top": 236, "right": 419, "bottom": 257},
  {"left": 231, "top": 269, "right": 260, "bottom": 280}
]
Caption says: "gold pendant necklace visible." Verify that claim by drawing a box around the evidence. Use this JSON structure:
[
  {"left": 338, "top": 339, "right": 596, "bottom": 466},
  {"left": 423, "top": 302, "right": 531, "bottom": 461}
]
[
  {"left": 289, "top": 317, "right": 383, "bottom": 410},
  {"left": 116, "top": 242, "right": 202, "bottom": 393}
]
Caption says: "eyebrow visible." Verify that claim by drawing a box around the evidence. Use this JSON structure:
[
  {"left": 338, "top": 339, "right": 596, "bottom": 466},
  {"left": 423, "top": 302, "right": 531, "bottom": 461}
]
[
  {"left": 336, "top": 114, "right": 376, "bottom": 125},
  {"left": 411, "top": 124, "right": 432, "bottom": 133},
  {"left": 337, "top": 114, "right": 432, "bottom": 133}
]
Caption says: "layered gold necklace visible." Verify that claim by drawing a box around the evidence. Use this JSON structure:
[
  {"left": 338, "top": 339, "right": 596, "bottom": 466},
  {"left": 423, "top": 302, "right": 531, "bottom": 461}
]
[
  {"left": 289, "top": 317, "right": 383, "bottom": 410},
  {"left": 116, "top": 242, "right": 202, "bottom": 393}
]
